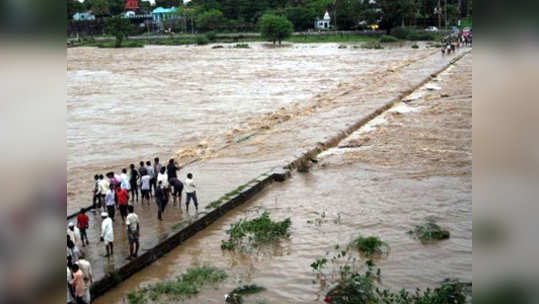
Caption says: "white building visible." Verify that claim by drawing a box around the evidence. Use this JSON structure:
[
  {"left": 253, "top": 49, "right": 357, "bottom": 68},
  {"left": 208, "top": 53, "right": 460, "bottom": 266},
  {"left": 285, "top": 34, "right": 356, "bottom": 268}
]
[{"left": 315, "top": 11, "right": 331, "bottom": 30}]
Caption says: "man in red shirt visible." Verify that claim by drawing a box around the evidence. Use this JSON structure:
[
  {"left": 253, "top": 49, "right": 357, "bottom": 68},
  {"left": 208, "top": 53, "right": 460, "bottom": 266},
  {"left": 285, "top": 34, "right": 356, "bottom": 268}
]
[
  {"left": 77, "top": 209, "right": 89, "bottom": 246},
  {"left": 116, "top": 185, "right": 130, "bottom": 223}
]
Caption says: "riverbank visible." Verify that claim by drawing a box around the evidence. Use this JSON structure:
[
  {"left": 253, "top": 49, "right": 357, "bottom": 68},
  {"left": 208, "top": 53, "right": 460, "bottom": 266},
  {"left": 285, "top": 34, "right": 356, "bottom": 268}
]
[{"left": 68, "top": 29, "right": 445, "bottom": 48}]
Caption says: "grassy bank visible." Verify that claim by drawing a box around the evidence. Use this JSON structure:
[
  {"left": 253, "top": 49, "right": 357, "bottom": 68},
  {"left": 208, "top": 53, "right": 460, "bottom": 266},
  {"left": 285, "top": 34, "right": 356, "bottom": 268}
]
[{"left": 73, "top": 31, "right": 440, "bottom": 48}]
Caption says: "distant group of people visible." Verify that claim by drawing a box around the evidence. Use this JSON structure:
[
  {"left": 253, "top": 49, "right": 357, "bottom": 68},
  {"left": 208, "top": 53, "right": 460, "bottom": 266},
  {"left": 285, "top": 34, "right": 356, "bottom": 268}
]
[
  {"left": 67, "top": 157, "right": 200, "bottom": 303},
  {"left": 441, "top": 30, "right": 472, "bottom": 55}
]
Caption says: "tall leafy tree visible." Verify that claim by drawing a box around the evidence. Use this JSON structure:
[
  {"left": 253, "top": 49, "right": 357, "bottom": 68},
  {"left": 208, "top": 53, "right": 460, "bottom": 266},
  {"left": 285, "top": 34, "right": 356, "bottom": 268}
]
[
  {"left": 87, "top": 0, "right": 111, "bottom": 16},
  {"left": 196, "top": 9, "right": 226, "bottom": 31},
  {"left": 283, "top": 6, "right": 316, "bottom": 31},
  {"left": 259, "top": 13, "right": 293, "bottom": 45},
  {"left": 155, "top": 0, "right": 181, "bottom": 8},
  {"left": 105, "top": 16, "right": 134, "bottom": 46},
  {"left": 68, "top": 0, "right": 84, "bottom": 19},
  {"left": 379, "top": 0, "right": 417, "bottom": 32}
]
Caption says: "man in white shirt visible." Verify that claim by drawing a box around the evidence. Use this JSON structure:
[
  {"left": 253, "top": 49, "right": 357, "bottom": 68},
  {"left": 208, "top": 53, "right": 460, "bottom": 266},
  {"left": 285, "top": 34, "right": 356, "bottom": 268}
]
[
  {"left": 67, "top": 222, "right": 81, "bottom": 248},
  {"left": 140, "top": 173, "right": 151, "bottom": 204},
  {"left": 98, "top": 174, "right": 110, "bottom": 211},
  {"left": 100, "top": 212, "right": 114, "bottom": 257},
  {"left": 185, "top": 173, "right": 198, "bottom": 213},
  {"left": 157, "top": 166, "right": 168, "bottom": 188},
  {"left": 125, "top": 205, "right": 140, "bottom": 259},
  {"left": 120, "top": 168, "right": 131, "bottom": 191}
]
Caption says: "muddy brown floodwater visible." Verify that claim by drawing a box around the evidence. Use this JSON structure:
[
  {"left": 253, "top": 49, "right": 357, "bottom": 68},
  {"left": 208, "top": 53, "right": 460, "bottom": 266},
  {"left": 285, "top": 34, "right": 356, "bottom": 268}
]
[
  {"left": 67, "top": 42, "right": 435, "bottom": 214},
  {"left": 92, "top": 53, "right": 472, "bottom": 303}
]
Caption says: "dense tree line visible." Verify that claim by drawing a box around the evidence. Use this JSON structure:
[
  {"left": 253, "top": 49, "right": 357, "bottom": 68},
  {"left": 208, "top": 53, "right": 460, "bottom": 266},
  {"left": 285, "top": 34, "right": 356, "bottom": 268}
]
[{"left": 68, "top": 0, "right": 472, "bottom": 32}]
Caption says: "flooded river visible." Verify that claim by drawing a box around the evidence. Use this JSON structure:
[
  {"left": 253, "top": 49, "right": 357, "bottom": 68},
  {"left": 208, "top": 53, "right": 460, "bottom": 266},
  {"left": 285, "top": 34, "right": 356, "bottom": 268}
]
[
  {"left": 90, "top": 52, "right": 472, "bottom": 303},
  {"left": 67, "top": 42, "right": 433, "bottom": 213}
]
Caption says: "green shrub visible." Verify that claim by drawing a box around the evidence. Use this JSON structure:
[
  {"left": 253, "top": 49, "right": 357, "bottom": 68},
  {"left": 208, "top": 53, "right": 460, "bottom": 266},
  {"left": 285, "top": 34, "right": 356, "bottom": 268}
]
[
  {"left": 212, "top": 45, "right": 224, "bottom": 49},
  {"left": 234, "top": 43, "right": 250, "bottom": 48},
  {"left": 221, "top": 211, "right": 292, "bottom": 250},
  {"left": 390, "top": 27, "right": 411, "bottom": 39},
  {"left": 195, "top": 35, "right": 209, "bottom": 45},
  {"left": 127, "top": 266, "right": 227, "bottom": 304},
  {"left": 361, "top": 41, "right": 384, "bottom": 49},
  {"left": 412, "top": 44, "right": 419, "bottom": 49},
  {"left": 409, "top": 221, "right": 450, "bottom": 243},
  {"left": 408, "top": 31, "right": 438, "bottom": 41},
  {"left": 205, "top": 30, "right": 217, "bottom": 41},
  {"left": 379, "top": 35, "right": 399, "bottom": 43},
  {"left": 351, "top": 236, "right": 388, "bottom": 257},
  {"left": 226, "top": 284, "right": 266, "bottom": 304}
]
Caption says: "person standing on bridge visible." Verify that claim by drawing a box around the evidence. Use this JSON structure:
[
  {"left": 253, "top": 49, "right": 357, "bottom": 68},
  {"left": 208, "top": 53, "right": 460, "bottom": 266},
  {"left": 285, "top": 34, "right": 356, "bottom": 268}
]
[
  {"left": 140, "top": 172, "right": 151, "bottom": 204},
  {"left": 92, "top": 174, "right": 99, "bottom": 211},
  {"left": 154, "top": 157, "right": 162, "bottom": 187},
  {"left": 146, "top": 161, "right": 155, "bottom": 197},
  {"left": 170, "top": 177, "right": 184, "bottom": 208},
  {"left": 67, "top": 222, "right": 82, "bottom": 248},
  {"left": 155, "top": 180, "right": 169, "bottom": 220},
  {"left": 75, "top": 252, "right": 93, "bottom": 304},
  {"left": 97, "top": 174, "right": 109, "bottom": 212},
  {"left": 69, "top": 263, "right": 86, "bottom": 304},
  {"left": 167, "top": 158, "right": 181, "bottom": 183},
  {"left": 129, "top": 164, "right": 139, "bottom": 203},
  {"left": 100, "top": 212, "right": 114, "bottom": 257},
  {"left": 185, "top": 173, "right": 198, "bottom": 213},
  {"left": 105, "top": 188, "right": 116, "bottom": 221},
  {"left": 77, "top": 209, "right": 89, "bottom": 247},
  {"left": 157, "top": 166, "right": 168, "bottom": 188},
  {"left": 116, "top": 185, "right": 129, "bottom": 223},
  {"left": 120, "top": 168, "right": 130, "bottom": 191},
  {"left": 126, "top": 205, "right": 140, "bottom": 259}
]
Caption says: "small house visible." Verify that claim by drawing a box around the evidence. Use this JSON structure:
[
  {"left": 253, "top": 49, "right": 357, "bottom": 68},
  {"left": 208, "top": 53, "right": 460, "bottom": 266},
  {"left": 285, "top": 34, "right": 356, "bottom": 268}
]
[
  {"left": 152, "top": 7, "right": 178, "bottom": 22},
  {"left": 315, "top": 11, "right": 331, "bottom": 30}
]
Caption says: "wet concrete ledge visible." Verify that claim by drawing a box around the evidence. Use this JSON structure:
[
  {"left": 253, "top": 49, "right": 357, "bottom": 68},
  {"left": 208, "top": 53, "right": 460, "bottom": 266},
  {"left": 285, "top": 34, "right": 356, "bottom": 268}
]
[
  {"left": 285, "top": 50, "right": 471, "bottom": 172},
  {"left": 84, "top": 50, "right": 469, "bottom": 300},
  {"left": 89, "top": 169, "right": 290, "bottom": 299}
]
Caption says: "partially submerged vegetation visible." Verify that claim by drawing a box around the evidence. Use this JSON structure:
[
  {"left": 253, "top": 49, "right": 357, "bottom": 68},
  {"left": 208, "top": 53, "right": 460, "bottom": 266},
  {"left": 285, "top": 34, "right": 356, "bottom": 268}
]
[
  {"left": 350, "top": 236, "right": 389, "bottom": 257},
  {"left": 409, "top": 220, "right": 451, "bottom": 243},
  {"left": 221, "top": 211, "right": 291, "bottom": 251},
  {"left": 311, "top": 247, "right": 469, "bottom": 304},
  {"left": 379, "top": 35, "right": 399, "bottom": 43},
  {"left": 225, "top": 284, "right": 266, "bottom": 304},
  {"left": 361, "top": 41, "right": 384, "bottom": 50},
  {"left": 235, "top": 43, "right": 250, "bottom": 48},
  {"left": 126, "top": 266, "right": 227, "bottom": 304}
]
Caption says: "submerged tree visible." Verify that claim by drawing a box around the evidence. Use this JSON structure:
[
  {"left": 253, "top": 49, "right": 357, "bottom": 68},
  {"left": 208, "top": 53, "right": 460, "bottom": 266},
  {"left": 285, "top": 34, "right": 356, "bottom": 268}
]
[{"left": 258, "top": 14, "right": 294, "bottom": 46}]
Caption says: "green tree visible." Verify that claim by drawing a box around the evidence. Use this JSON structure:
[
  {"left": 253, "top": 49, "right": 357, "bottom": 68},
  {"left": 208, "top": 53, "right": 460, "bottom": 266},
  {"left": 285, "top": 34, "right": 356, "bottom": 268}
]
[
  {"left": 196, "top": 9, "right": 226, "bottom": 32},
  {"left": 108, "top": 0, "right": 126, "bottom": 15},
  {"left": 155, "top": 0, "right": 181, "bottom": 8},
  {"left": 87, "top": 0, "right": 111, "bottom": 16},
  {"left": 259, "top": 14, "right": 293, "bottom": 45},
  {"left": 139, "top": 0, "right": 153, "bottom": 13},
  {"left": 68, "top": 0, "right": 84, "bottom": 19},
  {"left": 105, "top": 16, "right": 134, "bottom": 47},
  {"left": 284, "top": 6, "right": 316, "bottom": 31},
  {"left": 379, "top": 0, "right": 417, "bottom": 33}
]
